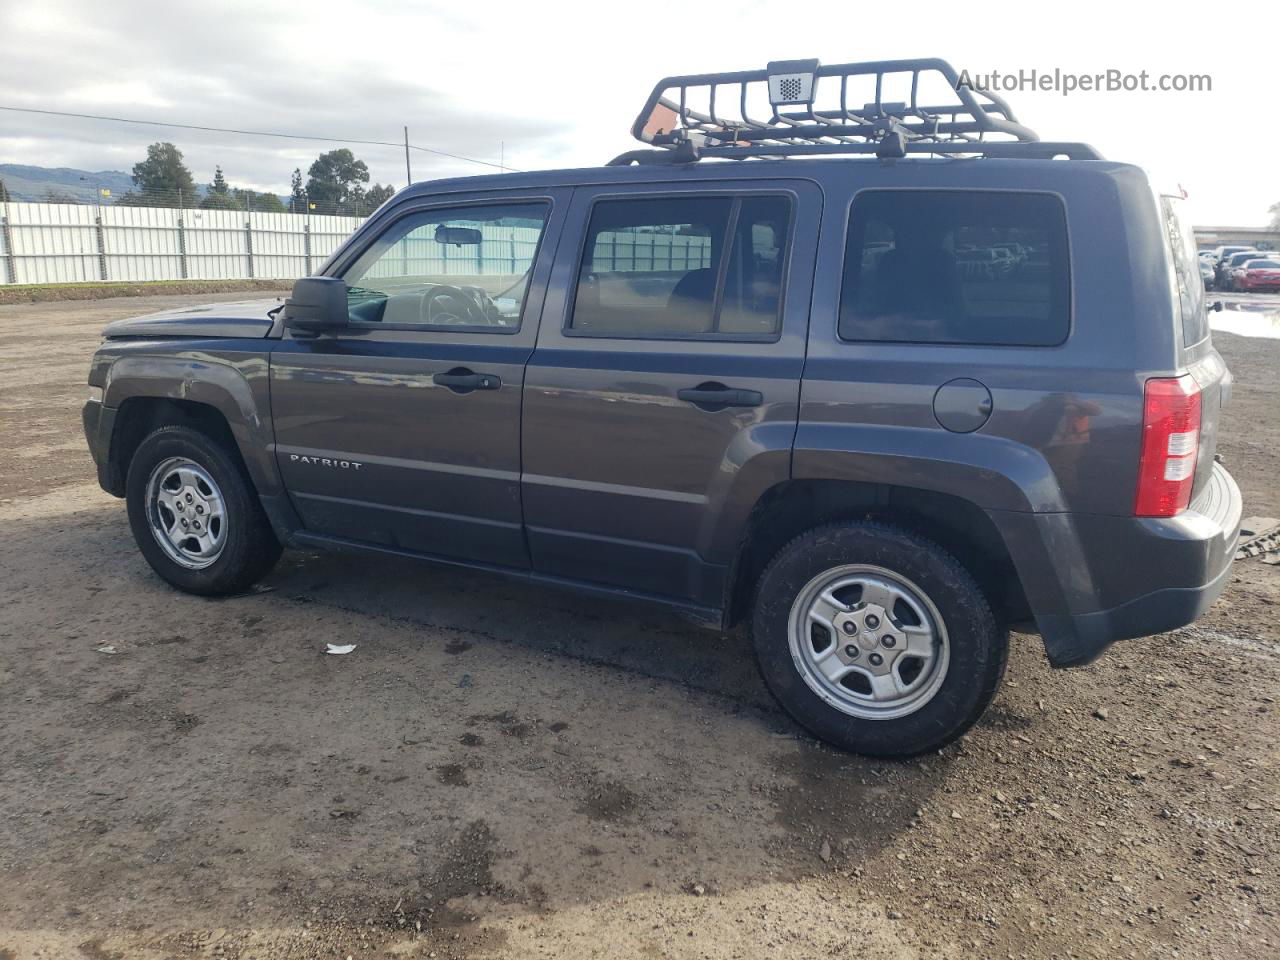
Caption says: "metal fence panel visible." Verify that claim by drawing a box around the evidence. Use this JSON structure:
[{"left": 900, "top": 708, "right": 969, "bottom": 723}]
[
  {"left": 185, "top": 208, "right": 250, "bottom": 279},
  {"left": 100, "top": 205, "right": 183, "bottom": 281},
  {"left": 6, "top": 202, "right": 100, "bottom": 284},
  {"left": 249, "top": 211, "right": 306, "bottom": 279},
  {"left": 309, "top": 214, "right": 362, "bottom": 265},
  {"left": 0, "top": 200, "right": 367, "bottom": 285}
]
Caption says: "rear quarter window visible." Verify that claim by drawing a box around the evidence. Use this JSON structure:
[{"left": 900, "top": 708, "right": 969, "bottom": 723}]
[
  {"left": 1161, "top": 196, "right": 1208, "bottom": 346},
  {"left": 839, "top": 190, "right": 1071, "bottom": 347}
]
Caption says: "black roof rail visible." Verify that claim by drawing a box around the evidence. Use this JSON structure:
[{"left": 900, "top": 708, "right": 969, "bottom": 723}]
[{"left": 608, "top": 58, "right": 1103, "bottom": 165}]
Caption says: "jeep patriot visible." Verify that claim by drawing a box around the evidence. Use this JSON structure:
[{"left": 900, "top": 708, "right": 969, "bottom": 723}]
[{"left": 82, "top": 59, "right": 1241, "bottom": 755}]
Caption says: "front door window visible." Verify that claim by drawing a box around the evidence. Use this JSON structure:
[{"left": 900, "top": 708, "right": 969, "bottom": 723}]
[{"left": 340, "top": 202, "right": 550, "bottom": 331}]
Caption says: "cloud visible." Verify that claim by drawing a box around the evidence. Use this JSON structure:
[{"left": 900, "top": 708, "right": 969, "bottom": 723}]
[
  {"left": 1, "top": 0, "right": 1276, "bottom": 224},
  {"left": 0, "top": 0, "right": 568, "bottom": 191}
]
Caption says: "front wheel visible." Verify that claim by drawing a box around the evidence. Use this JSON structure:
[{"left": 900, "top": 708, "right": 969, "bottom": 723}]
[
  {"left": 126, "top": 425, "right": 282, "bottom": 595},
  {"left": 751, "top": 522, "right": 1007, "bottom": 757}
]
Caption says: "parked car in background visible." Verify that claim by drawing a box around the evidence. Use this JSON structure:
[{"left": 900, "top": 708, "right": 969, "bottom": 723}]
[
  {"left": 1209, "top": 244, "right": 1256, "bottom": 268},
  {"left": 1236, "top": 258, "right": 1280, "bottom": 292},
  {"left": 1218, "top": 250, "right": 1262, "bottom": 290},
  {"left": 1200, "top": 258, "right": 1215, "bottom": 289}
]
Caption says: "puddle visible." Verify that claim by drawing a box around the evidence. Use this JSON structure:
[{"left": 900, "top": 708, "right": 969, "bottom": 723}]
[{"left": 1209, "top": 300, "right": 1280, "bottom": 339}]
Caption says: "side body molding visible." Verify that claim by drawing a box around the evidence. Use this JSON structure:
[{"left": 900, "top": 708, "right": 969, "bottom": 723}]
[{"left": 793, "top": 422, "right": 1069, "bottom": 514}]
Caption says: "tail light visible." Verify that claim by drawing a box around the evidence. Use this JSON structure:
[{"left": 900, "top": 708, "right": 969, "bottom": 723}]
[{"left": 1135, "top": 375, "right": 1201, "bottom": 517}]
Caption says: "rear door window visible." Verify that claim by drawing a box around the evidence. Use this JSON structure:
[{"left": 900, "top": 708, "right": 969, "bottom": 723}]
[
  {"left": 839, "top": 190, "right": 1071, "bottom": 346},
  {"left": 569, "top": 194, "right": 792, "bottom": 339}
]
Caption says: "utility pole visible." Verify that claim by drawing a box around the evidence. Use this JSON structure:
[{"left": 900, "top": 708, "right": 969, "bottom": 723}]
[
  {"left": 404, "top": 126, "right": 412, "bottom": 186},
  {"left": 303, "top": 189, "right": 312, "bottom": 276}
]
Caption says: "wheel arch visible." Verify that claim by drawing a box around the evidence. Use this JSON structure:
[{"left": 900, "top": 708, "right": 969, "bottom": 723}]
[
  {"left": 725, "top": 479, "right": 1030, "bottom": 632},
  {"left": 100, "top": 353, "right": 280, "bottom": 499},
  {"left": 106, "top": 397, "right": 245, "bottom": 496}
]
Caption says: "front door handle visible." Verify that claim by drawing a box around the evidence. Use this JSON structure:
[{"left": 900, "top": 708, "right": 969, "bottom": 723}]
[
  {"left": 676, "top": 383, "right": 764, "bottom": 410},
  {"left": 433, "top": 368, "right": 502, "bottom": 393}
]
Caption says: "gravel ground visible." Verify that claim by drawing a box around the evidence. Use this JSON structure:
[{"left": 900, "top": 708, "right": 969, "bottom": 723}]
[{"left": 0, "top": 294, "right": 1276, "bottom": 960}]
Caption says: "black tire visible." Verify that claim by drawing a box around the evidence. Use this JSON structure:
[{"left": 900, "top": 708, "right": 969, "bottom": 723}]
[
  {"left": 751, "top": 522, "right": 1007, "bottom": 757},
  {"left": 125, "top": 425, "right": 282, "bottom": 595}
]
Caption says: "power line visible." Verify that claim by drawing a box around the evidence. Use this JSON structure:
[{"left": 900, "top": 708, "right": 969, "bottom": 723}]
[{"left": 0, "top": 104, "right": 517, "bottom": 172}]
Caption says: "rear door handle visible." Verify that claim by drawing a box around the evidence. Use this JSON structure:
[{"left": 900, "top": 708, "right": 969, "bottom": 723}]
[
  {"left": 676, "top": 383, "right": 764, "bottom": 409},
  {"left": 433, "top": 369, "right": 502, "bottom": 392}
]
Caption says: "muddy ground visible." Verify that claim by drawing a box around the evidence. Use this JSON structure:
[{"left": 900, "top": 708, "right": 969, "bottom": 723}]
[{"left": 0, "top": 294, "right": 1276, "bottom": 960}]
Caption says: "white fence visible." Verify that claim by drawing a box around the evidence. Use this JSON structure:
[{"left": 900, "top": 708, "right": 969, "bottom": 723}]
[
  {"left": 362, "top": 223, "right": 545, "bottom": 282},
  {"left": 0, "top": 200, "right": 366, "bottom": 285}
]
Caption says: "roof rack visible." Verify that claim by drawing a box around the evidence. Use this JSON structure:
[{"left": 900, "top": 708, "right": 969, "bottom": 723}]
[{"left": 608, "top": 58, "right": 1103, "bottom": 165}]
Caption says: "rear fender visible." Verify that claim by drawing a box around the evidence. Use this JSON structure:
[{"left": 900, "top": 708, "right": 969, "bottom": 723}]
[
  {"left": 791, "top": 424, "right": 1099, "bottom": 655},
  {"left": 792, "top": 423, "right": 1068, "bottom": 513}
]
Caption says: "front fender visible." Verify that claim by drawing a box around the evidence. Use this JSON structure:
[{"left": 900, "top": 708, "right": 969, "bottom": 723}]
[{"left": 99, "top": 342, "right": 281, "bottom": 497}]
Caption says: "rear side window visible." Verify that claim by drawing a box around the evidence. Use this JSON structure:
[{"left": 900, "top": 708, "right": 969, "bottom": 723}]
[
  {"left": 569, "top": 194, "right": 792, "bottom": 339},
  {"left": 1161, "top": 196, "right": 1208, "bottom": 346},
  {"left": 840, "top": 191, "right": 1071, "bottom": 346}
]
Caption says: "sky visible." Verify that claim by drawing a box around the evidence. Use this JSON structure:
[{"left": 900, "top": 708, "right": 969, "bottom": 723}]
[{"left": 0, "top": 0, "right": 1276, "bottom": 226}]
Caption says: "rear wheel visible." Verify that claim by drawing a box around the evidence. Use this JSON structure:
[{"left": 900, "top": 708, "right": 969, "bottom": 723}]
[
  {"left": 126, "top": 425, "right": 281, "bottom": 595},
  {"left": 752, "top": 522, "right": 1006, "bottom": 757}
]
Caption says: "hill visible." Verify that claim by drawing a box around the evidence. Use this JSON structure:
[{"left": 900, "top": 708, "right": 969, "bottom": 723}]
[{"left": 0, "top": 164, "right": 138, "bottom": 203}]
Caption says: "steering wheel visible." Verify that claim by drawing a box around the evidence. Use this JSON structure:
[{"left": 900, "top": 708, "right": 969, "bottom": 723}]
[{"left": 423, "top": 285, "right": 491, "bottom": 326}]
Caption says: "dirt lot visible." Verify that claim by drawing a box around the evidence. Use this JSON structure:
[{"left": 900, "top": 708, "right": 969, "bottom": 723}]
[{"left": 1, "top": 294, "right": 1277, "bottom": 960}]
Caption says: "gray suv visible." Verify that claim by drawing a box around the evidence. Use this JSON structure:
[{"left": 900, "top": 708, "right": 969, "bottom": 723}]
[{"left": 82, "top": 59, "right": 1241, "bottom": 756}]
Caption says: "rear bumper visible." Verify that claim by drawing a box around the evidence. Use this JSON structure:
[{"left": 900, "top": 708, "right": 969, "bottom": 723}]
[
  {"left": 1033, "top": 550, "right": 1234, "bottom": 666},
  {"left": 993, "top": 462, "right": 1242, "bottom": 667}
]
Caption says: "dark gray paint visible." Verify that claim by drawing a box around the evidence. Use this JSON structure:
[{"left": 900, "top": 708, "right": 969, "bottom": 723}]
[
  {"left": 83, "top": 155, "right": 1241, "bottom": 666},
  {"left": 268, "top": 188, "right": 570, "bottom": 567},
  {"left": 103, "top": 298, "right": 281, "bottom": 340},
  {"left": 933, "top": 378, "right": 993, "bottom": 433},
  {"left": 520, "top": 179, "right": 820, "bottom": 606}
]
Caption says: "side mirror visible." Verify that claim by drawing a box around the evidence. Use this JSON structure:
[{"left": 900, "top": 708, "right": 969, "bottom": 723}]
[
  {"left": 282, "top": 277, "right": 349, "bottom": 333},
  {"left": 1211, "top": 300, "right": 1224, "bottom": 312}
]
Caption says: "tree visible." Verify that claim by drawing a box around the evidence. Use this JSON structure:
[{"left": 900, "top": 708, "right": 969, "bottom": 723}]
[
  {"left": 200, "top": 165, "right": 238, "bottom": 210},
  {"left": 232, "top": 188, "right": 286, "bottom": 213},
  {"left": 289, "top": 168, "right": 306, "bottom": 213},
  {"left": 305, "top": 148, "right": 369, "bottom": 214},
  {"left": 363, "top": 183, "right": 395, "bottom": 212},
  {"left": 121, "top": 142, "right": 196, "bottom": 207}
]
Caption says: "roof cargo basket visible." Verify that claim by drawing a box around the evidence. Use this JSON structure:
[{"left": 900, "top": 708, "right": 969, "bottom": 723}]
[{"left": 608, "top": 58, "right": 1102, "bottom": 165}]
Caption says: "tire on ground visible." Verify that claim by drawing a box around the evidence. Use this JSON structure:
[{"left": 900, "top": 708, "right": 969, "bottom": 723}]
[
  {"left": 751, "top": 521, "right": 1007, "bottom": 757},
  {"left": 125, "top": 424, "right": 282, "bottom": 595}
]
